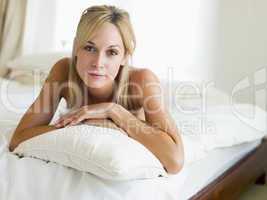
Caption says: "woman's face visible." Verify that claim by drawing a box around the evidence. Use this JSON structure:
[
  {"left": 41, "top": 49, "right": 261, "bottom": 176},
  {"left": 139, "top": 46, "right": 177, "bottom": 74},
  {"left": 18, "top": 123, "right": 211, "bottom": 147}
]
[{"left": 75, "top": 23, "right": 126, "bottom": 89}]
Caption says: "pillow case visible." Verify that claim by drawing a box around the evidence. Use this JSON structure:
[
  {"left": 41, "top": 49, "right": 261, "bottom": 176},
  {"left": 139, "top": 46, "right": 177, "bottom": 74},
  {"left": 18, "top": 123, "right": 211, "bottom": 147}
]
[
  {"left": 0, "top": 77, "right": 42, "bottom": 119},
  {"left": 173, "top": 104, "right": 267, "bottom": 151},
  {"left": 6, "top": 52, "right": 70, "bottom": 85},
  {"left": 6, "top": 52, "right": 70, "bottom": 71},
  {"left": 13, "top": 124, "right": 169, "bottom": 181},
  {"left": 160, "top": 79, "right": 230, "bottom": 112},
  {"left": 180, "top": 134, "right": 207, "bottom": 164}
]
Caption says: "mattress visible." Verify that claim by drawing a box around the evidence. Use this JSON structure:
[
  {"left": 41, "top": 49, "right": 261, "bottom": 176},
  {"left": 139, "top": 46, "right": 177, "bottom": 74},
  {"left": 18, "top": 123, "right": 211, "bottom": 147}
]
[{"left": 181, "top": 139, "right": 261, "bottom": 199}]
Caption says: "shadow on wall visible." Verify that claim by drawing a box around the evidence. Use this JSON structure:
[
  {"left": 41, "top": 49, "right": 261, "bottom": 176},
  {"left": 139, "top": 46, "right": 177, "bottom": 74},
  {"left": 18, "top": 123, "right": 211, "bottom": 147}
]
[{"left": 211, "top": 0, "right": 267, "bottom": 111}]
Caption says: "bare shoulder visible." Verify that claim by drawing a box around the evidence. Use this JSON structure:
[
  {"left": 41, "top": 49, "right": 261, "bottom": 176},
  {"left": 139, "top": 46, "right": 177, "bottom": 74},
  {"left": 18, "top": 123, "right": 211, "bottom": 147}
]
[
  {"left": 130, "top": 67, "right": 159, "bottom": 85},
  {"left": 43, "top": 57, "right": 70, "bottom": 99},
  {"left": 128, "top": 67, "right": 161, "bottom": 110},
  {"left": 46, "top": 57, "right": 70, "bottom": 83},
  {"left": 129, "top": 67, "right": 160, "bottom": 90}
]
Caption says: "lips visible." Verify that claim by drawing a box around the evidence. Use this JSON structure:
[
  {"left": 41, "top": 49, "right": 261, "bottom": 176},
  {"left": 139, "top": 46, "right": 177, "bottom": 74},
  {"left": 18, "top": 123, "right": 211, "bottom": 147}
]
[{"left": 87, "top": 71, "right": 106, "bottom": 76}]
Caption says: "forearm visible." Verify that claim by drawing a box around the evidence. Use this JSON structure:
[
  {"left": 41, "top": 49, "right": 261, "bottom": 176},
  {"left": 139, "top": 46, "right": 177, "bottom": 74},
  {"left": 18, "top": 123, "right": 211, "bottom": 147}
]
[
  {"left": 9, "top": 125, "right": 57, "bottom": 152},
  {"left": 82, "top": 119, "right": 127, "bottom": 134},
  {"left": 109, "top": 105, "right": 183, "bottom": 174}
]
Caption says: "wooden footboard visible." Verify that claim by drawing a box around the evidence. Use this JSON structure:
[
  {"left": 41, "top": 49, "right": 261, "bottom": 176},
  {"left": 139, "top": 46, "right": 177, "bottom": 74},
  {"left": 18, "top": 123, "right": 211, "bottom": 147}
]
[{"left": 189, "top": 138, "right": 267, "bottom": 200}]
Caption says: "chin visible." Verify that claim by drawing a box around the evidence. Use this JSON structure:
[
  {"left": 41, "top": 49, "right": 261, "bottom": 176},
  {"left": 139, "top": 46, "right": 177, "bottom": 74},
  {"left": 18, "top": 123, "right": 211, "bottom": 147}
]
[
  {"left": 84, "top": 81, "right": 106, "bottom": 88},
  {"left": 84, "top": 77, "right": 112, "bottom": 88}
]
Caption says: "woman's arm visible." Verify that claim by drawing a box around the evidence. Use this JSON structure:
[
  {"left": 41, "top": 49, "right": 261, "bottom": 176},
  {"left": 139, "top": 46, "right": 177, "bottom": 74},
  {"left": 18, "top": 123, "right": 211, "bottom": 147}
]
[
  {"left": 83, "top": 118, "right": 127, "bottom": 134},
  {"left": 9, "top": 58, "right": 69, "bottom": 152},
  {"left": 108, "top": 69, "right": 184, "bottom": 174},
  {"left": 109, "top": 104, "right": 183, "bottom": 174}
]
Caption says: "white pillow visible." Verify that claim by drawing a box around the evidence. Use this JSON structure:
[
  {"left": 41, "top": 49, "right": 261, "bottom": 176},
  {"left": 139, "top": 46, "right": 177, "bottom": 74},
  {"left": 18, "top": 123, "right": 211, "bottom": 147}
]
[
  {"left": 6, "top": 52, "right": 70, "bottom": 71},
  {"left": 13, "top": 124, "right": 169, "bottom": 181},
  {"left": 173, "top": 104, "right": 267, "bottom": 151},
  {"left": 180, "top": 134, "right": 207, "bottom": 164},
  {"left": 6, "top": 52, "right": 70, "bottom": 85},
  {"left": 160, "top": 79, "right": 230, "bottom": 113}
]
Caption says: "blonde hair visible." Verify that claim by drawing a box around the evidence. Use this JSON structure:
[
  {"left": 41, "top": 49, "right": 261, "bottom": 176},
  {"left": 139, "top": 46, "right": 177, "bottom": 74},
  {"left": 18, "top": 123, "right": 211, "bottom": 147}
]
[{"left": 68, "top": 5, "right": 136, "bottom": 110}]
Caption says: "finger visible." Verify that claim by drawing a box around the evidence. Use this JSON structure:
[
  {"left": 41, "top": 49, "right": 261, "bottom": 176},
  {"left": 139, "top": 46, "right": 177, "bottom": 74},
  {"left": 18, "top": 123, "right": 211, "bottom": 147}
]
[
  {"left": 54, "top": 115, "right": 69, "bottom": 125},
  {"left": 55, "top": 112, "right": 77, "bottom": 125},
  {"left": 55, "top": 109, "right": 80, "bottom": 124},
  {"left": 54, "top": 117, "right": 62, "bottom": 125},
  {"left": 69, "top": 113, "right": 86, "bottom": 126},
  {"left": 57, "top": 108, "right": 89, "bottom": 127},
  {"left": 56, "top": 116, "right": 76, "bottom": 127},
  {"left": 54, "top": 118, "right": 66, "bottom": 127}
]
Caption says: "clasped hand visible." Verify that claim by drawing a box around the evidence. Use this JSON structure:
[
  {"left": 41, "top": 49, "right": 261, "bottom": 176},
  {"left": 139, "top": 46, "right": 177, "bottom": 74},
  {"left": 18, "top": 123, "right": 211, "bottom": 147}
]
[{"left": 54, "top": 103, "right": 117, "bottom": 128}]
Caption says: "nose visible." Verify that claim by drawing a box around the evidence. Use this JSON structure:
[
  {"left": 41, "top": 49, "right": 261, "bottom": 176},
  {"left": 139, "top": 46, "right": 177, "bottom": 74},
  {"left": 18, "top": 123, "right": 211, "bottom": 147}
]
[{"left": 92, "top": 53, "right": 105, "bottom": 69}]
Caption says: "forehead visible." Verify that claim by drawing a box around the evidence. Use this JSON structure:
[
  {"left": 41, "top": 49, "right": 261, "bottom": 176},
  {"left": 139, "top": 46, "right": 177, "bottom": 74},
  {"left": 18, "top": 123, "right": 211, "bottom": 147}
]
[{"left": 89, "top": 23, "right": 124, "bottom": 48}]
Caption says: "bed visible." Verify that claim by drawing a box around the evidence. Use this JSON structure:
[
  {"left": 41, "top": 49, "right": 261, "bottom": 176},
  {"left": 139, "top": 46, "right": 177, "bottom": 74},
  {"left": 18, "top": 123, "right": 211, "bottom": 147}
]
[
  {"left": 0, "top": 76, "right": 266, "bottom": 200},
  {"left": 187, "top": 139, "right": 267, "bottom": 200}
]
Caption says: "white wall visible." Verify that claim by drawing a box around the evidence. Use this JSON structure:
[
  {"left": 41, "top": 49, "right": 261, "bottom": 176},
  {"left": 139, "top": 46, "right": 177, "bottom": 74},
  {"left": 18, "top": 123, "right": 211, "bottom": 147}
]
[
  {"left": 210, "top": 0, "right": 267, "bottom": 110},
  {"left": 53, "top": 0, "right": 133, "bottom": 51},
  {"left": 130, "top": 0, "right": 219, "bottom": 81},
  {"left": 22, "top": 0, "right": 57, "bottom": 54}
]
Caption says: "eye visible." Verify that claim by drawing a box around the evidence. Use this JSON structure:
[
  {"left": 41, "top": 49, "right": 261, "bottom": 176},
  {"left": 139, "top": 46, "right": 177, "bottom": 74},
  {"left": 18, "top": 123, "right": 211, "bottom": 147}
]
[
  {"left": 108, "top": 49, "right": 118, "bottom": 56},
  {"left": 83, "top": 45, "right": 96, "bottom": 52}
]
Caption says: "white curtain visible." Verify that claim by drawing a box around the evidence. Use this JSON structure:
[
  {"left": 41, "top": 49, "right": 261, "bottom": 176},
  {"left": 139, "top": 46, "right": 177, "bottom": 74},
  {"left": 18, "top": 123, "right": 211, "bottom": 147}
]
[{"left": 0, "top": 0, "right": 27, "bottom": 76}]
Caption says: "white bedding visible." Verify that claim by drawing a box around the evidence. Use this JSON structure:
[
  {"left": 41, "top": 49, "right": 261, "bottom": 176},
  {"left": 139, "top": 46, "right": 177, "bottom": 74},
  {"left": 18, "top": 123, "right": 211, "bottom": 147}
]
[
  {"left": 0, "top": 124, "right": 261, "bottom": 200},
  {"left": 0, "top": 77, "right": 264, "bottom": 199},
  {"left": 181, "top": 139, "right": 261, "bottom": 199},
  {"left": 0, "top": 124, "right": 187, "bottom": 200}
]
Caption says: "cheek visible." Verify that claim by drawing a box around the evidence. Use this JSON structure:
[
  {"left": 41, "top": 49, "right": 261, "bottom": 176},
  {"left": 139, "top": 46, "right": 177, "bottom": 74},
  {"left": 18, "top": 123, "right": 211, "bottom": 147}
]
[
  {"left": 76, "top": 54, "right": 91, "bottom": 74},
  {"left": 106, "top": 64, "right": 121, "bottom": 79},
  {"left": 76, "top": 54, "right": 90, "bottom": 67},
  {"left": 106, "top": 57, "right": 124, "bottom": 77}
]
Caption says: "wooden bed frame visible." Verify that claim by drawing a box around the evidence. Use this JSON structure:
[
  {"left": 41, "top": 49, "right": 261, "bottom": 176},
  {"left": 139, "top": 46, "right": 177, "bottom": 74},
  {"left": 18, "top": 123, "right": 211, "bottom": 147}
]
[{"left": 189, "top": 137, "right": 267, "bottom": 200}]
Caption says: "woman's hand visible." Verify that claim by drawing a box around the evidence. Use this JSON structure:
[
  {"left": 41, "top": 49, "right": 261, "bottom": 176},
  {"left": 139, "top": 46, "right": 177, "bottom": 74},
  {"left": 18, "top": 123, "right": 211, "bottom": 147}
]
[
  {"left": 83, "top": 118, "right": 128, "bottom": 135},
  {"left": 54, "top": 102, "right": 116, "bottom": 128}
]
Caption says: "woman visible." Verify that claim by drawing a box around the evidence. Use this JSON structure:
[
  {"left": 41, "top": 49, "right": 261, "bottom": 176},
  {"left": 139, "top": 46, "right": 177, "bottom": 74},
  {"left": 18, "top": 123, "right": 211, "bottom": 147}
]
[{"left": 9, "top": 5, "right": 184, "bottom": 174}]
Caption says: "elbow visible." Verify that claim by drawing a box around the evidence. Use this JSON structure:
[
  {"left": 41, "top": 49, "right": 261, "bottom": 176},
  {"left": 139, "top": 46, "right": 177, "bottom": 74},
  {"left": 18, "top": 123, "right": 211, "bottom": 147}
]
[
  {"left": 9, "top": 142, "right": 17, "bottom": 152},
  {"left": 9, "top": 137, "right": 19, "bottom": 152},
  {"left": 9, "top": 144, "right": 15, "bottom": 152},
  {"left": 165, "top": 147, "right": 185, "bottom": 174},
  {"left": 165, "top": 158, "right": 184, "bottom": 174}
]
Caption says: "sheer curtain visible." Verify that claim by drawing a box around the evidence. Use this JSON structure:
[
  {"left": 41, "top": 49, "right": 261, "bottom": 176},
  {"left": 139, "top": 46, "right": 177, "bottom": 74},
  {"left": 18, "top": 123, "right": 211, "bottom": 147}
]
[{"left": 0, "top": 0, "right": 27, "bottom": 77}]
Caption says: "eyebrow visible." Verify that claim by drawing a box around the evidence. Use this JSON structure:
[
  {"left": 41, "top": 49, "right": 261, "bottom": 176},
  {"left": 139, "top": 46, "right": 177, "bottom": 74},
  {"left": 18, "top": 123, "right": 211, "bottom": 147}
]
[{"left": 87, "top": 41, "right": 121, "bottom": 49}]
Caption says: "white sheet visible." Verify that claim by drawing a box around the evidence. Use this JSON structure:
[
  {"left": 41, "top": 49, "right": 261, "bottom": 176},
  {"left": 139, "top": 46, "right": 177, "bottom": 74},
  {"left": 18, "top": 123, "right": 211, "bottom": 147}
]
[
  {"left": 0, "top": 124, "right": 187, "bottom": 200},
  {"left": 180, "top": 139, "right": 261, "bottom": 199},
  {"left": 0, "top": 124, "right": 260, "bottom": 200}
]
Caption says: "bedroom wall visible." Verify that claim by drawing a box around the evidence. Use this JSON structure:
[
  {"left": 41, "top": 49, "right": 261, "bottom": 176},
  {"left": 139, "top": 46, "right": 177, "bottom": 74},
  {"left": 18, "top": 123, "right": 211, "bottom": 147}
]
[
  {"left": 52, "top": 0, "right": 132, "bottom": 52},
  {"left": 211, "top": 0, "right": 267, "bottom": 111},
  {"left": 22, "top": 0, "right": 57, "bottom": 54},
  {"left": 21, "top": 0, "right": 267, "bottom": 111}
]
